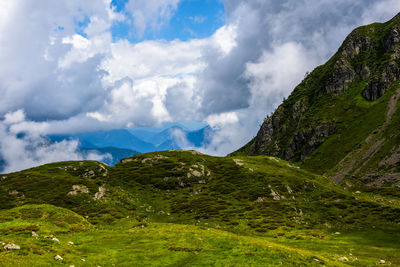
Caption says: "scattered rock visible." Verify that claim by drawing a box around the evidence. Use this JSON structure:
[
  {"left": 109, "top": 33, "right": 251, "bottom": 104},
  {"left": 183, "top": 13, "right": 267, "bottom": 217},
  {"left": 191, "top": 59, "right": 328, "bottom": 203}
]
[
  {"left": 8, "top": 190, "right": 19, "bottom": 195},
  {"left": 1, "top": 176, "right": 6, "bottom": 181},
  {"left": 233, "top": 159, "right": 244, "bottom": 166},
  {"left": 68, "top": 241, "right": 74, "bottom": 246},
  {"left": 94, "top": 186, "right": 108, "bottom": 200},
  {"left": 81, "top": 169, "right": 96, "bottom": 177},
  {"left": 142, "top": 155, "right": 168, "bottom": 164},
  {"left": 52, "top": 237, "right": 60, "bottom": 242},
  {"left": 31, "top": 231, "right": 39, "bottom": 238},
  {"left": 54, "top": 255, "right": 63, "bottom": 261},
  {"left": 68, "top": 185, "right": 89, "bottom": 195},
  {"left": 81, "top": 259, "right": 86, "bottom": 262},
  {"left": 379, "top": 259, "right": 386, "bottom": 264},
  {"left": 338, "top": 256, "right": 349, "bottom": 261},
  {"left": 4, "top": 243, "right": 20, "bottom": 250},
  {"left": 187, "top": 164, "right": 206, "bottom": 178},
  {"left": 355, "top": 191, "right": 361, "bottom": 194},
  {"left": 299, "top": 209, "right": 303, "bottom": 216},
  {"left": 187, "top": 169, "right": 202, "bottom": 178},
  {"left": 270, "top": 189, "right": 281, "bottom": 200},
  {"left": 255, "top": 197, "right": 266, "bottom": 203},
  {"left": 121, "top": 158, "right": 134, "bottom": 163},
  {"left": 98, "top": 163, "right": 109, "bottom": 176},
  {"left": 286, "top": 185, "right": 293, "bottom": 194},
  {"left": 335, "top": 232, "right": 341, "bottom": 235}
]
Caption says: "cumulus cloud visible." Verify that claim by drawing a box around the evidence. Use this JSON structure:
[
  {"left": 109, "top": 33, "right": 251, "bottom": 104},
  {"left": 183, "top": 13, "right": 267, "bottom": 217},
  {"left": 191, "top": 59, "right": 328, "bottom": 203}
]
[
  {"left": 1, "top": 0, "right": 400, "bottom": 166},
  {"left": 0, "top": 110, "right": 109, "bottom": 173},
  {"left": 0, "top": 0, "right": 116, "bottom": 121}
]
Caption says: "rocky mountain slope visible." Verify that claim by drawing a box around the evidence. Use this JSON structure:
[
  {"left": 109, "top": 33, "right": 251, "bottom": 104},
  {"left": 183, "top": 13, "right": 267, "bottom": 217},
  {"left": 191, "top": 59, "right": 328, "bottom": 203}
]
[
  {"left": 234, "top": 13, "right": 400, "bottom": 186},
  {"left": 0, "top": 151, "right": 400, "bottom": 265}
]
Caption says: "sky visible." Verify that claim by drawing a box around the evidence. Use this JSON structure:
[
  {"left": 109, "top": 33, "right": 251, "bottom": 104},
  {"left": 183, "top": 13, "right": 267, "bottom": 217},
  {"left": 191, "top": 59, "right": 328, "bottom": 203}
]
[{"left": 0, "top": 0, "right": 400, "bottom": 172}]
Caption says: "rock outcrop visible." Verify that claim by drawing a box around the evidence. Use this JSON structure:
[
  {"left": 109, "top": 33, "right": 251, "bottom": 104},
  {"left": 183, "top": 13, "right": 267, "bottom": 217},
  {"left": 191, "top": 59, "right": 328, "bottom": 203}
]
[
  {"left": 68, "top": 185, "right": 89, "bottom": 195},
  {"left": 362, "top": 62, "right": 400, "bottom": 101},
  {"left": 233, "top": 12, "right": 400, "bottom": 185},
  {"left": 54, "top": 255, "right": 63, "bottom": 261},
  {"left": 4, "top": 244, "right": 20, "bottom": 250}
]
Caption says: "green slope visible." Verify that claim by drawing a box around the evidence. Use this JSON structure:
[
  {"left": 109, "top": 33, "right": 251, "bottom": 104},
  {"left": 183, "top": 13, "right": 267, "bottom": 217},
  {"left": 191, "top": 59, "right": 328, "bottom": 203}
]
[
  {"left": 1, "top": 151, "right": 400, "bottom": 265},
  {"left": 1, "top": 151, "right": 399, "bottom": 233},
  {"left": 233, "top": 13, "right": 400, "bottom": 186},
  {"left": 1, "top": 205, "right": 399, "bottom": 266}
]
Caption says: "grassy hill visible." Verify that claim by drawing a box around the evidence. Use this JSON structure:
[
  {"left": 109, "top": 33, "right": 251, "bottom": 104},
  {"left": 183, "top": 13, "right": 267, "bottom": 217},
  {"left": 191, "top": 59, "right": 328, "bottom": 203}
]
[
  {"left": 1, "top": 151, "right": 399, "bottom": 266},
  {"left": 233, "top": 13, "right": 400, "bottom": 187}
]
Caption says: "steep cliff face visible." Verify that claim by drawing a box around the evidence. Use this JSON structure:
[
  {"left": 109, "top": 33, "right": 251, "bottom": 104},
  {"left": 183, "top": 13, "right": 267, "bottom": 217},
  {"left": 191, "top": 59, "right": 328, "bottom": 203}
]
[{"left": 234, "top": 13, "right": 400, "bottom": 186}]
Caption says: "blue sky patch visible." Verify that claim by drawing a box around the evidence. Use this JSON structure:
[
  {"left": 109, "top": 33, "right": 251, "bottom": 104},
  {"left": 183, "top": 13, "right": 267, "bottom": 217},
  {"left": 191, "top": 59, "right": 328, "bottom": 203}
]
[
  {"left": 110, "top": 0, "right": 129, "bottom": 12},
  {"left": 110, "top": 0, "right": 225, "bottom": 42},
  {"left": 74, "top": 15, "right": 90, "bottom": 38}
]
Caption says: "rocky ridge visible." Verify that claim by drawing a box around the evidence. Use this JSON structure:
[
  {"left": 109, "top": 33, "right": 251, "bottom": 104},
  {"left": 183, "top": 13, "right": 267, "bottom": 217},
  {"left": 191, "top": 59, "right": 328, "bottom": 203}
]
[{"left": 234, "top": 13, "right": 400, "bottom": 185}]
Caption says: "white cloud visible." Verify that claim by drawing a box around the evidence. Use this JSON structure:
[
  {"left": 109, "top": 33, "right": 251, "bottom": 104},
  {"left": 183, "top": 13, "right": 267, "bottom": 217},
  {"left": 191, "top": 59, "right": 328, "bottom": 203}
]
[
  {"left": 101, "top": 38, "right": 206, "bottom": 84},
  {"left": 0, "top": 110, "right": 110, "bottom": 173},
  {"left": 1, "top": 0, "right": 400, "bottom": 170},
  {"left": 4, "top": 109, "right": 25, "bottom": 125},
  {"left": 206, "top": 112, "right": 239, "bottom": 128},
  {"left": 211, "top": 24, "right": 238, "bottom": 56},
  {"left": 245, "top": 42, "right": 318, "bottom": 108}
]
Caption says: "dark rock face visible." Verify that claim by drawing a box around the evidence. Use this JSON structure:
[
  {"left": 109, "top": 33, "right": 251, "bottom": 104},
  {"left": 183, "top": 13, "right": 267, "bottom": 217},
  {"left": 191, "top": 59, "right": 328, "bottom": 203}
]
[
  {"left": 247, "top": 100, "right": 335, "bottom": 162},
  {"left": 324, "top": 32, "right": 373, "bottom": 95},
  {"left": 358, "top": 64, "right": 371, "bottom": 80},
  {"left": 284, "top": 123, "right": 336, "bottom": 161},
  {"left": 362, "top": 78, "right": 389, "bottom": 101},
  {"left": 249, "top": 116, "right": 277, "bottom": 156},
  {"left": 362, "top": 62, "right": 400, "bottom": 101},
  {"left": 342, "top": 32, "right": 372, "bottom": 59},
  {"left": 384, "top": 27, "right": 400, "bottom": 52},
  {"left": 325, "top": 59, "right": 355, "bottom": 94},
  {"left": 361, "top": 26, "right": 400, "bottom": 101}
]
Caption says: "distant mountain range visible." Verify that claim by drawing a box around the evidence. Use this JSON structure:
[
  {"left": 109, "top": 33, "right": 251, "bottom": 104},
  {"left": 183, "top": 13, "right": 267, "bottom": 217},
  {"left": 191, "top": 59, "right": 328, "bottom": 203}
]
[
  {"left": 47, "top": 125, "right": 213, "bottom": 166},
  {"left": 0, "top": 125, "right": 213, "bottom": 172}
]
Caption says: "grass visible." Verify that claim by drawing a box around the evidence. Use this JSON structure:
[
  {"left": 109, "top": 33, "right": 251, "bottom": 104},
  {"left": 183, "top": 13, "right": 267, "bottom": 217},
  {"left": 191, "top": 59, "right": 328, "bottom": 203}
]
[
  {"left": 0, "top": 151, "right": 400, "bottom": 265},
  {"left": 1, "top": 204, "right": 399, "bottom": 266}
]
